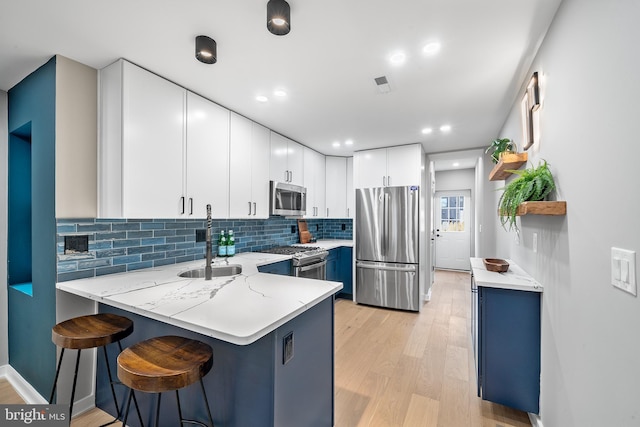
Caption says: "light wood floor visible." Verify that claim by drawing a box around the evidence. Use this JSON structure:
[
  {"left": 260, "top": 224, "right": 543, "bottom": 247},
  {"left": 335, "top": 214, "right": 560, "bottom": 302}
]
[{"left": 1, "top": 270, "right": 530, "bottom": 426}]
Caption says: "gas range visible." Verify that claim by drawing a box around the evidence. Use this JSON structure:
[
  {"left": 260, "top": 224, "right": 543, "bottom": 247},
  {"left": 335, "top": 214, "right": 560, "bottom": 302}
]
[{"left": 259, "top": 245, "right": 328, "bottom": 267}]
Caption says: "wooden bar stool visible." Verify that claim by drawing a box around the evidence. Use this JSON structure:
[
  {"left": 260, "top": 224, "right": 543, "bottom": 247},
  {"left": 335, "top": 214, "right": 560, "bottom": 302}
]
[
  {"left": 118, "top": 335, "right": 215, "bottom": 427},
  {"left": 49, "top": 313, "right": 143, "bottom": 426}
]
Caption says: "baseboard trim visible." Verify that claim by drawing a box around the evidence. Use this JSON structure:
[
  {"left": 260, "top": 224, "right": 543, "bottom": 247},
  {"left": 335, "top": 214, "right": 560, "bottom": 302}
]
[
  {"left": 0, "top": 364, "right": 47, "bottom": 404},
  {"left": 0, "top": 364, "right": 95, "bottom": 417},
  {"left": 529, "top": 412, "right": 543, "bottom": 427}
]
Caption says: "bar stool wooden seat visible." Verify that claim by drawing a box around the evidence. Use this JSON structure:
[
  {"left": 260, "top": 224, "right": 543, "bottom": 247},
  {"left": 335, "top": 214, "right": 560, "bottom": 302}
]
[
  {"left": 118, "top": 335, "right": 215, "bottom": 427},
  {"left": 49, "top": 313, "right": 143, "bottom": 426}
]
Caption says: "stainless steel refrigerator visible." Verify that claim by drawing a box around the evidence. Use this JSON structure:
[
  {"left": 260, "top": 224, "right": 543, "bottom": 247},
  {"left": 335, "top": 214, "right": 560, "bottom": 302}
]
[{"left": 356, "top": 186, "right": 420, "bottom": 311}]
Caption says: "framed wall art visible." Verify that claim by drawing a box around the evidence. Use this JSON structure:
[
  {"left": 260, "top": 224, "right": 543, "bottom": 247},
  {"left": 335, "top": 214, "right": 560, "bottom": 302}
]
[{"left": 521, "top": 72, "right": 540, "bottom": 150}]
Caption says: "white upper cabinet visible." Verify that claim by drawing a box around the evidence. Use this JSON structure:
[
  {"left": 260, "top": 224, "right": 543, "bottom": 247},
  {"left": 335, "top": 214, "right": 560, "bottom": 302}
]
[
  {"left": 304, "top": 148, "right": 326, "bottom": 218},
  {"left": 346, "top": 156, "right": 354, "bottom": 218},
  {"left": 270, "top": 131, "right": 304, "bottom": 186},
  {"left": 355, "top": 144, "right": 422, "bottom": 188},
  {"left": 229, "top": 112, "right": 270, "bottom": 218},
  {"left": 325, "top": 156, "right": 347, "bottom": 218},
  {"left": 99, "top": 59, "right": 229, "bottom": 219},
  {"left": 100, "top": 59, "right": 185, "bottom": 218},
  {"left": 186, "top": 92, "right": 229, "bottom": 219}
]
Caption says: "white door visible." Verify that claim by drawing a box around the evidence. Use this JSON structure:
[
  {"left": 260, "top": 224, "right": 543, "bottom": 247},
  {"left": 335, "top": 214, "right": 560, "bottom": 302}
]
[
  {"left": 355, "top": 148, "right": 387, "bottom": 188},
  {"left": 229, "top": 112, "right": 253, "bottom": 218},
  {"left": 435, "top": 191, "right": 471, "bottom": 270},
  {"left": 325, "top": 156, "right": 347, "bottom": 218},
  {"left": 250, "top": 122, "right": 271, "bottom": 218}
]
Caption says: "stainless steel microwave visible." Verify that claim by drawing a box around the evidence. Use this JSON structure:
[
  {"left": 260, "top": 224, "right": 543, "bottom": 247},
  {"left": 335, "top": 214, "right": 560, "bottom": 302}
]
[{"left": 270, "top": 181, "right": 307, "bottom": 216}]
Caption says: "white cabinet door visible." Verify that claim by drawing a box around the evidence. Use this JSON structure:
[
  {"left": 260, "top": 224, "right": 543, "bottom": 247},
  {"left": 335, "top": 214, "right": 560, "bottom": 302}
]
[
  {"left": 229, "top": 113, "right": 254, "bottom": 218},
  {"left": 287, "top": 139, "right": 304, "bottom": 186},
  {"left": 230, "top": 114, "right": 270, "bottom": 218},
  {"left": 270, "top": 131, "right": 304, "bottom": 186},
  {"left": 346, "top": 156, "right": 354, "bottom": 218},
  {"left": 186, "top": 92, "right": 229, "bottom": 219},
  {"left": 270, "top": 132, "right": 289, "bottom": 183},
  {"left": 387, "top": 144, "right": 421, "bottom": 187},
  {"left": 304, "top": 148, "right": 326, "bottom": 218},
  {"left": 355, "top": 148, "right": 387, "bottom": 188},
  {"left": 121, "top": 61, "right": 185, "bottom": 218},
  {"left": 250, "top": 123, "right": 271, "bottom": 218},
  {"left": 325, "top": 156, "right": 347, "bottom": 218}
]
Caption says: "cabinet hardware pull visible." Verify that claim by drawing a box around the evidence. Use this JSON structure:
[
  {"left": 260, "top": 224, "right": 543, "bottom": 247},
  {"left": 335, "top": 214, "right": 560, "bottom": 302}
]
[
  {"left": 180, "top": 196, "right": 185, "bottom": 214},
  {"left": 189, "top": 198, "right": 193, "bottom": 215},
  {"left": 388, "top": 176, "right": 391, "bottom": 186},
  {"left": 327, "top": 208, "right": 329, "bottom": 217},
  {"left": 248, "top": 202, "right": 252, "bottom": 216},
  {"left": 383, "top": 176, "right": 386, "bottom": 186},
  {"left": 253, "top": 202, "right": 257, "bottom": 216}
]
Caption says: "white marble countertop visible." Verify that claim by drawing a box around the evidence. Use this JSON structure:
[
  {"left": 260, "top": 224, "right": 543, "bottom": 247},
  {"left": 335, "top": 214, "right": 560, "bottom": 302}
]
[
  {"left": 56, "top": 252, "right": 343, "bottom": 346},
  {"left": 470, "top": 257, "right": 543, "bottom": 292}
]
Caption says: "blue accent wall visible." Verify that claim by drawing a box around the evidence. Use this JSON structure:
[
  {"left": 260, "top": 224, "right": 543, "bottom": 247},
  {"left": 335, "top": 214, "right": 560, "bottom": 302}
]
[
  {"left": 56, "top": 217, "right": 353, "bottom": 281},
  {"left": 7, "top": 57, "right": 57, "bottom": 396}
]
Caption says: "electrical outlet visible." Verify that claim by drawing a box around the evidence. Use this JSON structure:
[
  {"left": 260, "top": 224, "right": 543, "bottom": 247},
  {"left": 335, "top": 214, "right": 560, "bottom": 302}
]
[
  {"left": 195, "top": 229, "right": 206, "bottom": 242},
  {"left": 64, "top": 235, "right": 89, "bottom": 254},
  {"left": 283, "top": 332, "right": 294, "bottom": 364},
  {"left": 291, "top": 225, "right": 296, "bottom": 234},
  {"left": 341, "top": 223, "right": 346, "bottom": 231},
  {"left": 611, "top": 247, "right": 637, "bottom": 296},
  {"left": 532, "top": 233, "right": 538, "bottom": 253}
]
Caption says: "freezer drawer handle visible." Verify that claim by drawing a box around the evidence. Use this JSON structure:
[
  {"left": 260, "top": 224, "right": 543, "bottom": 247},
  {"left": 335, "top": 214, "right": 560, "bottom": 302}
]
[{"left": 356, "top": 262, "right": 416, "bottom": 273}]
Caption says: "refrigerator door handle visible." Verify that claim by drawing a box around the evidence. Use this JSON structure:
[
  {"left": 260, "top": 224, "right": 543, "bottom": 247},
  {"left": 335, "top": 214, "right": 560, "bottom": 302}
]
[
  {"left": 356, "top": 261, "right": 416, "bottom": 273},
  {"left": 383, "top": 193, "right": 390, "bottom": 255}
]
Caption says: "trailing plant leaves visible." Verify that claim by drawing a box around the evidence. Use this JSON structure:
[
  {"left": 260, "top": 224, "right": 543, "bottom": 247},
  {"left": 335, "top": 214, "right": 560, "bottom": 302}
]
[{"left": 498, "top": 160, "right": 556, "bottom": 232}]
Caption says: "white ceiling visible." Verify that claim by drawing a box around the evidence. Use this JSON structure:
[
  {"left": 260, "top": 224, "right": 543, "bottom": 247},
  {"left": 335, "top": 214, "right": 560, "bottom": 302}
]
[{"left": 0, "top": 0, "right": 562, "bottom": 160}]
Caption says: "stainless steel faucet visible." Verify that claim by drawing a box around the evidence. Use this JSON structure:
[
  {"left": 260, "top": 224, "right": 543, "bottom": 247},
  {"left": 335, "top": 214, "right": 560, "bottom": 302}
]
[{"left": 205, "top": 204, "right": 212, "bottom": 280}]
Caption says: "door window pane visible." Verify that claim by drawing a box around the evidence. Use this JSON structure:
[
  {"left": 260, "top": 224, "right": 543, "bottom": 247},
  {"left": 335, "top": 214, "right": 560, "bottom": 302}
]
[{"left": 439, "top": 196, "right": 465, "bottom": 232}]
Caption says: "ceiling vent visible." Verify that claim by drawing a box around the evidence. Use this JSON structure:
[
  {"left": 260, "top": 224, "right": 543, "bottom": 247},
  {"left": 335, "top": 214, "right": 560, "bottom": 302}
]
[{"left": 374, "top": 76, "right": 391, "bottom": 93}]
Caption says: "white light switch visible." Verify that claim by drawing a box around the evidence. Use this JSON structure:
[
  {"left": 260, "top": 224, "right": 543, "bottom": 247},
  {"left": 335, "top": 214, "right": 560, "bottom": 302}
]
[
  {"left": 532, "top": 233, "right": 538, "bottom": 253},
  {"left": 611, "top": 247, "right": 637, "bottom": 296}
]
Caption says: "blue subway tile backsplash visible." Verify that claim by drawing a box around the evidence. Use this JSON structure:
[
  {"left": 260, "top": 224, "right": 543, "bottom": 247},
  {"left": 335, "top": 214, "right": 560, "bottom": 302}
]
[{"left": 56, "top": 217, "right": 353, "bottom": 282}]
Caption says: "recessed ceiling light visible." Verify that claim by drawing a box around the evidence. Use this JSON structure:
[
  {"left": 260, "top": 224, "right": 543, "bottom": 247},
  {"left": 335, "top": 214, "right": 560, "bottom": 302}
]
[
  {"left": 256, "top": 95, "right": 268, "bottom": 103},
  {"left": 440, "top": 124, "right": 451, "bottom": 132},
  {"left": 274, "top": 89, "right": 287, "bottom": 97},
  {"left": 453, "top": 162, "right": 460, "bottom": 167},
  {"left": 421, "top": 127, "right": 433, "bottom": 135},
  {"left": 389, "top": 51, "right": 406, "bottom": 65},
  {"left": 345, "top": 139, "right": 354, "bottom": 146},
  {"left": 332, "top": 141, "right": 340, "bottom": 148},
  {"left": 423, "top": 42, "right": 441, "bottom": 55}
]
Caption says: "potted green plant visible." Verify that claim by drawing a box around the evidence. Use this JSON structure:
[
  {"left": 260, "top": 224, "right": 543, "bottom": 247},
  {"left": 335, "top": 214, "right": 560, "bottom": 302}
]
[
  {"left": 486, "top": 138, "right": 515, "bottom": 164},
  {"left": 498, "top": 160, "right": 556, "bottom": 231}
]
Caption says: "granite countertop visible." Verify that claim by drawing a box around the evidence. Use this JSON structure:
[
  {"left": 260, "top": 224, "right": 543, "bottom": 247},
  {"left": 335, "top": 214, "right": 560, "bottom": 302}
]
[
  {"left": 56, "top": 252, "right": 343, "bottom": 346},
  {"left": 470, "top": 257, "right": 543, "bottom": 292}
]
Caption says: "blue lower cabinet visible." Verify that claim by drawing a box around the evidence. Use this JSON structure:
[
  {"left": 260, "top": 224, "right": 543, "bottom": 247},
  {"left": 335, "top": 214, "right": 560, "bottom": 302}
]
[
  {"left": 337, "top": 247, "right": 353, "bottom": 298},
  {"left": 258, "top": 259, "right": 292, "bottom": 276},
  {"left": 326, "top": 249, "right": 339, "bottom": 282},
  {"left": 478, "top": 286, "right": 541, "bottom": 414}
]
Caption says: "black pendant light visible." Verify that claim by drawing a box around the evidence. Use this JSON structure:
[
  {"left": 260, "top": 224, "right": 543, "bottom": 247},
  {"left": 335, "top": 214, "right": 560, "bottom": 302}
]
[
  {"left": 195, "top": 35, "right": 217, "bottom": 64},
  {"left": 267, "top": 0, "right": 291, "bottom": 36}
]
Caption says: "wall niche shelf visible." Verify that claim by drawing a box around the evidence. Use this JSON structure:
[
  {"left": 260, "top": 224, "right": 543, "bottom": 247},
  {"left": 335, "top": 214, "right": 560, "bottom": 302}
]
[
  {"left": 516, "top": 201, "right": 566, "bottom": 216},
  {"left": 489, "top": 152, "right": 528, "bottom": 181}
]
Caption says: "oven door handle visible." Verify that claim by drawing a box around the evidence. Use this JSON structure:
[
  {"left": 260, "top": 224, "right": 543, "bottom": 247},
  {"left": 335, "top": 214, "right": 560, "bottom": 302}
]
[{"left": 297, "top": 260, "right": 327, "bottom": 273}]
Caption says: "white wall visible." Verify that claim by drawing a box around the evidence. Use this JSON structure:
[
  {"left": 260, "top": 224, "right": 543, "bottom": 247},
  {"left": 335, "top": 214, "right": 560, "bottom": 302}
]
[
  {"left": 0, "top": 90, "right": 7, "bottom": 366},
  {"left": 490, "top": 1, "right": 640, "bottom": 425}
]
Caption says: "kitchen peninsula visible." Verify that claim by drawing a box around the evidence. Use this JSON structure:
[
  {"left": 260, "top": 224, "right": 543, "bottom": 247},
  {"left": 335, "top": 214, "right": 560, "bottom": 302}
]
[{"left": 56, "top": 252, "right": 342, "bottom": 427}]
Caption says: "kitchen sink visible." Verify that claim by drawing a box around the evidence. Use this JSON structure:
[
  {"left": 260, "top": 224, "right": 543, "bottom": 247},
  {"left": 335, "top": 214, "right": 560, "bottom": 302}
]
[{"left": 179, "top": 264, "right": 242, "bottom": 278}]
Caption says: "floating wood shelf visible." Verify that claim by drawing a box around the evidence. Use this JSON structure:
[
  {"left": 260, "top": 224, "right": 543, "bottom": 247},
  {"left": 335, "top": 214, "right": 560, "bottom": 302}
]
[
  {"left": 515, "top": 201, "right": 566, "bottom": 216},
  {"left": 489, "top": 152, "right": 528, "bottom": 181}
]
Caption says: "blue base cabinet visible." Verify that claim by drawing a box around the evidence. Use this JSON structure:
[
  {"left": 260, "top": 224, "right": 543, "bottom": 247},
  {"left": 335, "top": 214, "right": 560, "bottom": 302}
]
[
  {"left": 478, "top": 286, "right": 541, "bottom": 414},
  {"left": 257, "top": 259, "right": 291, "bottom": 276},
  {"left": 327, "top": 247, "right": 352, "bottom": 299}
]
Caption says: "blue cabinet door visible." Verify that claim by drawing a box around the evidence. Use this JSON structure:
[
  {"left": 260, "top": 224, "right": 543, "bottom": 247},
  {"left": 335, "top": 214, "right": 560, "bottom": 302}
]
[
  {"left": 337, "top": 247, "right": 353, "bottom": 297},
  {"left": 258, "top": 260, "right": 292, "bottom": 276},
  {"left": 326, "top": 248, "right": 339, "bottom": 282},
  {"left": 479, "top": 286, "right": 541, "bottom": 414}
]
